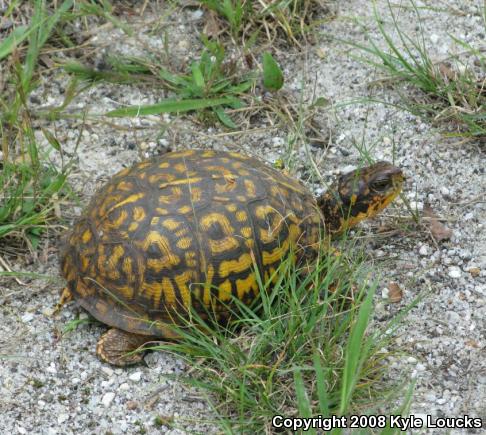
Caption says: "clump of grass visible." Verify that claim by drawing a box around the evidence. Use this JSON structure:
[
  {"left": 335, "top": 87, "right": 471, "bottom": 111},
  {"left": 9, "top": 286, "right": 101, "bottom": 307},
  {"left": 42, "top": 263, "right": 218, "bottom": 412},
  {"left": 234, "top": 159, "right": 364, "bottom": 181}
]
[
  {"left": 65, "top": 38, "right": 287, "bottom": 128},
  {"left": 151, "top": 249, "right": 412, "bottom": 432},
  {"left": 0, "top": 1, "right": 72, "bottom": 248},
  {"left": 347, "top": 0, "right": 485, "bottom": 140},
  {"left": 197, "top": 0, "right": 333, "bottom": 47}
]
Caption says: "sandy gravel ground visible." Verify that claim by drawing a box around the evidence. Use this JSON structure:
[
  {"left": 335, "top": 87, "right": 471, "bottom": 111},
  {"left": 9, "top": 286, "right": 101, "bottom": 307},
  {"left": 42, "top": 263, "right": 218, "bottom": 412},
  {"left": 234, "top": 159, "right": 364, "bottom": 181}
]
[{"left": 1, "top": 0, "right": 484, "bottom": 433}]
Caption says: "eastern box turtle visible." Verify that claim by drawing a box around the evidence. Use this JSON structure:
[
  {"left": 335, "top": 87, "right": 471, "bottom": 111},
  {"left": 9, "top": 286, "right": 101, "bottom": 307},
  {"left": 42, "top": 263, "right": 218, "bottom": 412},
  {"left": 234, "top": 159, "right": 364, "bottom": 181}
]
[{"left": 59, "top": 149, "right": 404, "bottom": 365}]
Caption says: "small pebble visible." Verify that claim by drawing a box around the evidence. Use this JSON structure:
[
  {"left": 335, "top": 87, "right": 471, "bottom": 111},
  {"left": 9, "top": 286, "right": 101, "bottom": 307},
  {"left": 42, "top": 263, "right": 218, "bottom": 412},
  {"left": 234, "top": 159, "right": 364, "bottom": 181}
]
[
  {"left": 129, "top": 371, "right": 142, "bottom": 382},
  {"left": 419, "top": 245, "right": 429, "bottom": 256},
  {"left": 21, "top": 313, "right": 34, "bottom": 323},
  {"left": 440, "top": 186, "right": 450, "bottom": 196},
  {"left": 409, "top": 201, "right": 423, "bottom": 211},
  {"left": 126, "top": 400, "right": 139, "bottom": 410},
  {"left": 57, "top": 414, "right": 69, "bottom": 424},
  {"left": 101, "top": 367, "right": 114, "bottom": 377},
  {"left": 448, "top": 267, "right": 462, "bottom": 278},
  {"left": 42, "top": 307, "right": 55, "bottom": 316},
  {"left": 191, "top": 9, "right": 203, "bottom": 20},
  {"left": 101, "top": 392, "right": 115, "bottom": 407},
  {"left": 416, "top": 363, "right": 426, "bottom": 372}
]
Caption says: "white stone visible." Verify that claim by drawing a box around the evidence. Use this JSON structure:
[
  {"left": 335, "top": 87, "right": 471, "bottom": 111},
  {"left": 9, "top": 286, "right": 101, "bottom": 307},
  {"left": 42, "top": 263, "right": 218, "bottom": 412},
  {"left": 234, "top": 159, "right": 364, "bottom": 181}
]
[
  {"left": 448, "top": 267, "right": 462, "bottom": 278},
  {"left": 419, "top": 245, "right": 429, "bottom": 256},
  {"left": 416, "top": 363, "right": 426, "bottom": 372},
  {"left": 430, "top": 34, "right": 440, "bottom": 44},
  {"left": 447, "top": 310, "right": 461, "bottom": 323},
  {"left": 101, "top": 366, "right": 114, "bottom": 377},
  {"left": 409, "top": 201, "right": 423, "bottom": 211},
  {"left": 46, "top": 363, "right": 57, "bottom": 374},
  {"left": 17, "top": 428, "right": 27, "bottom": 435},
  {"left": 440, "top": 186, "right": 450, "bottom": 196},
  {"left": 57, "top": 414, "right": 69, "bottom": 424},
  {"left": 119, "top": 383, "right": 130, "bottom": 391},
  {"left": 21, "top": 312, "right": 34, "bottom": 323},
  {"left": 129, "top": 371, "right": 142, "bottom": 382},
  {"left": 341, "top": 165, "right": 356, "bottom": 174},
  {"left": 42, "top": 307, "right": 55, "bottom": 316},
  {"left": 101, "top": 392, "right": 115, "bottom": 407}
]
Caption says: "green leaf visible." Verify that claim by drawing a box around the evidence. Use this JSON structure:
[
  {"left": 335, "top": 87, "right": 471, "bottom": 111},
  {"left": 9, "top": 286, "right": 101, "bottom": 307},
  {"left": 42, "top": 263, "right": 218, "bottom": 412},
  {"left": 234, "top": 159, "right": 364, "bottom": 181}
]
[
  {"left": 42, "top": 128, "right": 62, "bottom": 151},
  {"left": 105, "top": 97, "right": 238, "bottom": 117},
  {"left": 158, "top": 67, "right": 188, "bottom": 86},
  {"left": 0, "top": 25, "right": 30, "bottom": 60},
  {"left": 27, "top": 227, "right": 42, "bottom": 249},
  {"left": 262, "top": 52, "right": 284, "bottom": 92},
  {"left": 191, "top": 62, "right": 205, "bottom": 90},
  {"left": 213, "top": 107, "right": 237, "bottom": 129},
  {"left": 311, "top": 96, "right": 331, "bottom": 108}
]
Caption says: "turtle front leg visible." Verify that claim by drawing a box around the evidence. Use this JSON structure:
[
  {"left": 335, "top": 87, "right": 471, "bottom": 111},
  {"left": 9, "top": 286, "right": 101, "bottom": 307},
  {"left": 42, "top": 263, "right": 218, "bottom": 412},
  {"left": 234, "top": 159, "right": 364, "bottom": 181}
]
[
  {"left": 53, "top": 287, "right": 73, "bottom": 314},
  {"left": 96, "top": 328, "right": 153, "bottom": 366}
]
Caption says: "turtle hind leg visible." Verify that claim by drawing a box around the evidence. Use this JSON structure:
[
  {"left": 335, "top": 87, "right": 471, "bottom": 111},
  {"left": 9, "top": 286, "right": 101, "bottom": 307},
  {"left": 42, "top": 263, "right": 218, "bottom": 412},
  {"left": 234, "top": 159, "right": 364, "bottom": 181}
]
[{"left": 96, "top": 328, "right": 152, "bottom": 366}]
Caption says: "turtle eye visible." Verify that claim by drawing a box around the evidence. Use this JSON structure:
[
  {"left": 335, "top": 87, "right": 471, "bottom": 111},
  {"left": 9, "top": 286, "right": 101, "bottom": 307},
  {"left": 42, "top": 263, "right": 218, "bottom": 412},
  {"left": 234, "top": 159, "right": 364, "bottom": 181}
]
[{"left": 371, "top": 177, "right": 391, "bottom": 191}]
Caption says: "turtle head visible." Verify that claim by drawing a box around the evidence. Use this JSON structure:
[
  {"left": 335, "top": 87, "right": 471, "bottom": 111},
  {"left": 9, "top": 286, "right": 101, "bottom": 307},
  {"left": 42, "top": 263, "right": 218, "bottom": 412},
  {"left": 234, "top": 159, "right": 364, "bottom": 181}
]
[{"left": 317, "top": 161, "right": 404, "bottom": 234}]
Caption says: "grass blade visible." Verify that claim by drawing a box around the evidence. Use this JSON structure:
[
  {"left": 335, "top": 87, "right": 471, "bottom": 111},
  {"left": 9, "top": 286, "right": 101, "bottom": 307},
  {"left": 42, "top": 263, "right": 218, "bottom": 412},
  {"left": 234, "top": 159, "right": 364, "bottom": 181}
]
[
  {"left": 105, "top": 97, "right": 239, "bottom": 117},
  {"left": 313, "top": 351, "right": 330, "bottom": 416},
  {"left": 339, "top": 284, "right": 375, "bottom": 414},
  {"left": 0, "top": 26, "right": 30, "bottom": 60}
]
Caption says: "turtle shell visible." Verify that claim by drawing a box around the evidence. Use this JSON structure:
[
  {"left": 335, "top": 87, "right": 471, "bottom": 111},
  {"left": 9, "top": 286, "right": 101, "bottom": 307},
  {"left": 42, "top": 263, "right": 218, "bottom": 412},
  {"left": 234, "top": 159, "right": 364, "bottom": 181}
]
[{"left": 60, "top": 149, "right": 324, "bottom": 336}]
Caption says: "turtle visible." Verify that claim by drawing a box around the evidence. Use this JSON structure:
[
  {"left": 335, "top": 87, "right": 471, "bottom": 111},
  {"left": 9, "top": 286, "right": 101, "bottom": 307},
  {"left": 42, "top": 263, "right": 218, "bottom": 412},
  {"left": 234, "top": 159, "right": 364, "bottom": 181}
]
[{"left": 59, "top": 149, "right": 404, "bottom": 366}]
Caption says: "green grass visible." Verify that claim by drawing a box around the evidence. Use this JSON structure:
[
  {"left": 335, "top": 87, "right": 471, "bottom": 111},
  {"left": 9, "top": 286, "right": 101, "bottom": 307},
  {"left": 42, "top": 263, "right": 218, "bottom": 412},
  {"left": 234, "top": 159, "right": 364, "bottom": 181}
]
[
  {"left": 0, "top": 1, "right": 73, "bottom": 247},
  {"left": 148, "top": 246, "right": 413, "bottom": 432},
  {"left": 197, "top": 0, "right": 330, "bottom": 46},
  {"left": 345, "top": 0, "right": 485, "bottom": 140},
  {"left": 65, "top": 38, "right": 285, "bottom": 128}
]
